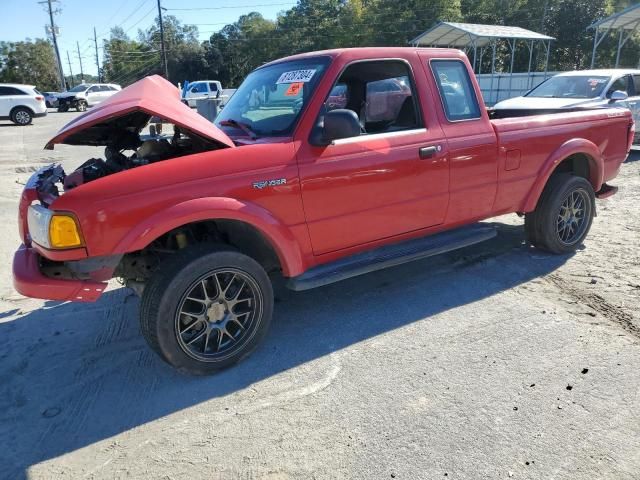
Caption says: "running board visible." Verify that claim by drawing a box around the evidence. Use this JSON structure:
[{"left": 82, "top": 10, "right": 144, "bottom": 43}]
[{"left": 287, "top": 224, "right": 497, "bottom": 291}]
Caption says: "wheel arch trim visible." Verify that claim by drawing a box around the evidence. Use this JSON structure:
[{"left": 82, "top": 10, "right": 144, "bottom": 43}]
[
  {"left": 522, "top": 138, "right": 604, "bottom": 212},
  {"left": 112, "top": 197, "right": 304, "bottom": 276}
]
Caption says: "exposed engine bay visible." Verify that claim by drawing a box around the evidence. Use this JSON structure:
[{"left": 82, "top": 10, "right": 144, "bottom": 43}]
[
  {"left": 64, "top": 113, "right": 219, "bottom": 190},
  {"left": 38, "top": 111, "right": 222, "bottom": 201}
]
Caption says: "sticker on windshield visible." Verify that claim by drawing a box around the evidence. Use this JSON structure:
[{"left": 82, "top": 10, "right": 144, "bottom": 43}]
[
  {"left": 277, "top": 69, "right": 317, "bottom": 84},
  {"left": 285, "top": 82, "right": 303, "bottom": 96},
  {"left": 588, "top": 78, "right": 606, "bottom": 87}
]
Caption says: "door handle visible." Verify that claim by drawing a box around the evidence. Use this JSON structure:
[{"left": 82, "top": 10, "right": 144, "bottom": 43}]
[{"left": 419, "top": 145, "right": 440, "bottom": 159}]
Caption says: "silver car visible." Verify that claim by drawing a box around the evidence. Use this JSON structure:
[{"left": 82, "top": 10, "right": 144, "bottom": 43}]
[{"left": 493, "top": 69, "right": 640, "bottom": 141}]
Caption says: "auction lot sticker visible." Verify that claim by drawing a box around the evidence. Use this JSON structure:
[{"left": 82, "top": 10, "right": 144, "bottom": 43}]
[{"left": 277, "top": 69, "right": 317, "bottom": 84}]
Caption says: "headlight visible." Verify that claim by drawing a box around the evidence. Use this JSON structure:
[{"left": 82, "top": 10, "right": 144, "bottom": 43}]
[{"left": 27, "top": 204, "right": 83, "bottom": 249}]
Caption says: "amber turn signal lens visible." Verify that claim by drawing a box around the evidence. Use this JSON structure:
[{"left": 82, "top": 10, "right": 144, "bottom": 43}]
[{"left": 49, "top": 214, "right": 83, "bottom": 248}]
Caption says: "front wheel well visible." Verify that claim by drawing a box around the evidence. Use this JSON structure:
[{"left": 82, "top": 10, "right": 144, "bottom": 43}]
[{"left": 115, "top": 219, "right": 282, "bottom": 283}]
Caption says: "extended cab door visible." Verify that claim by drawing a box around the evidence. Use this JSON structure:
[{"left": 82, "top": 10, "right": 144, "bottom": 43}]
[
  {"left": 296, "top": 57, "right": 450, "bottom": 256},
  {"left": 420, "top": 54, "right": 498, "bottom": 223}
]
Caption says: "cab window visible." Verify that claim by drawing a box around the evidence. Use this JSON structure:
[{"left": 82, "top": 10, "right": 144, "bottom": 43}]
[
  {"left": 190, "top": 83, "right": 205, "bottom": 93},
  {"left": 321, "top": 60, "right": 421, "bottom": 136},
  {"left": 431, "top": 60, "right": 481, "bottom": 121},
  {"left": 608, "top": 75, "right": 632, "bottom": 97}
]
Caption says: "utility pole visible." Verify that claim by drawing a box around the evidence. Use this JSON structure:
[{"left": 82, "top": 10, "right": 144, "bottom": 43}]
[
  {"left": 66, "top": 50, "right": 74, "bottom": 87},
  {"left": 157, "top": 0, "right": 169, "bottom": 79},
  {"left": 93, "top": 27, "right": 101, "bottom": 82},
  {"left": 40, "top": 0, "right": 65, "bottom": 91},
  {"left": 76, "top": 41, "right": 84, "bottom": 82}
]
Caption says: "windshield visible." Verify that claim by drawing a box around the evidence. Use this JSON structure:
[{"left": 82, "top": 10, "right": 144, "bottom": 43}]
[
  {"left": 68, "top": 84, "right": 89, "bottom": 92},
  {"left": 526, "top": 75, "right": 610, "bottom": 99},
  {"left": 215, "top": 57, "right": 331, "bottom": 137}
]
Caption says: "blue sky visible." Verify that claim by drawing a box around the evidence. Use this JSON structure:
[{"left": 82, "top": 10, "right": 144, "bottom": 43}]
[{"left": 0, "top": 0, "right": 296, "bottom": 77}]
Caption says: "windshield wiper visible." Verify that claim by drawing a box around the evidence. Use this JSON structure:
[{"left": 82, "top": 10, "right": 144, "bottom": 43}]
[{"left": 219, "top": 119, "right": 258, "bottom": 140}]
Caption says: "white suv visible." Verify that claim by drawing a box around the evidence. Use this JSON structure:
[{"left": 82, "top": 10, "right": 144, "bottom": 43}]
[
  {"left": 0, "top": 84, "right": 47, "bottom": 125},
  {"left": 56, "top": 83, "right": 121, "bottom": 112}
]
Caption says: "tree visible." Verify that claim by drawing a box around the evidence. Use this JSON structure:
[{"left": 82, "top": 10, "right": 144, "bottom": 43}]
[
  {"left": 140, "top": 15, "right": 208, "bottom": 84},
  {"left": 102, "top": 26, "right": 159, "bottom": 86},
  {"left": 0, "top": 39, "right": 59, "bottom": 90}
]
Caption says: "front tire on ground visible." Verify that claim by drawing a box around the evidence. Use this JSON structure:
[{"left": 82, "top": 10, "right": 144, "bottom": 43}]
[
  {"left": 525, "top": 173, "right": 595, "bottom": 254},
  {"left": 139, "top": 244, "right": 274, "bottom": 375},
  {"left": 76, "top": 100, "right": 87, "bottom": 112},
  {"left": 10, "top": 107, "right": 32, "bottom": 125}
]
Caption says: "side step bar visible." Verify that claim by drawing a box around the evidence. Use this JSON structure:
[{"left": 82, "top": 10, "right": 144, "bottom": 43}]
[{"left": 287, "top": 224, "right": 497, "bottom": 291}]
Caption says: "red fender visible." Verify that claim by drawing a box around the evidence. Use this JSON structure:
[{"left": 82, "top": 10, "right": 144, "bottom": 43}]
[
  {"left": 522, "top": 138, "right": 604, "bottom": 212},
  {"left": 113, "top": 197, "right": 304, "bottom": 277}
]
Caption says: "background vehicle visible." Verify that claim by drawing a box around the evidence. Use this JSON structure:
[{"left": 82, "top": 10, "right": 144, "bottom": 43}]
[
  {"left": 492, "top": 69, "right": 640, "bottom": 141},
  {"left": 56, "top": 83, "right": 121, "bottom": 112},
  {"left": 43, "top": 91, "right": 59, "bottom": 108},
  {"left": 13, "top": 49, "right": 632, "bottom": 375},
  {"left": 182, "top": 80, "right": 223, "bottom": 107},
  {"left": 0, "top": 83, "right": 47, "bottom": 125}
]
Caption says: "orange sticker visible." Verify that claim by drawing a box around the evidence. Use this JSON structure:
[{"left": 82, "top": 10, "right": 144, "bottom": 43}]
[{"left": 285, "top": 82, "right": 303, "bottom": 96}]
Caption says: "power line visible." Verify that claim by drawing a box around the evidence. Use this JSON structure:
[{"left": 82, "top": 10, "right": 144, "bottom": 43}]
[
  {"left": 107, "top": 55, "right": 160, "bottom": 84},
  {"left": 39, "top": 0, "right": 66, "bottom": 91},
  {"left": 157, "top": 0, "right": 169, "bottom": 79},
  {"left": 96, "top": 0, "right": 151, "bottom": 37},
  {"left": 76, "top": 41, "right": 84, "bottom": 82},
  {"left": 165, "top": 2, "right": 296, "bottom": 11},
  {"left": 122, "top": 4, "right": 158, "bottom": 36}
]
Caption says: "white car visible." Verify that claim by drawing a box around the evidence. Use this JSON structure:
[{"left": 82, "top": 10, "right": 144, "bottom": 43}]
[
  {"left": 56, "top": 83, "right": 121, "bottom": 112},
  {"left": 0, "top": 84, "right": 47, "bottom": 125},
  {"left": 493, "top": 69, "right": 640, "bottom": 141},
  {"left": 182, "top": 80, "right": 223, "bottom": 107}
]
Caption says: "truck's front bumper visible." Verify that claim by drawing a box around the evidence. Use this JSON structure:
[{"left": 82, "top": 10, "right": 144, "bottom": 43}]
[{"left": 13, "top": 245, "right": 106, "bottom": 302}]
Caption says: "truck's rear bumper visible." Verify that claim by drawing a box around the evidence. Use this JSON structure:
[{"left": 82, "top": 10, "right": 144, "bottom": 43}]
[{"left": 13, "top": 245, "right": 106, "bottom": 302}]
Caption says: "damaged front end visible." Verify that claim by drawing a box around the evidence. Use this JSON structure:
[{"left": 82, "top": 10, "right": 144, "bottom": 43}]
[{"left": 15, "top": 74, "right": 236, "bottom": 302}]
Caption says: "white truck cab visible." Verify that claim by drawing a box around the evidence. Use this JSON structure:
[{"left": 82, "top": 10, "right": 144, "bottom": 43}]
[{"left": 182, "top": 80, "right": 223, "bottom": 107}]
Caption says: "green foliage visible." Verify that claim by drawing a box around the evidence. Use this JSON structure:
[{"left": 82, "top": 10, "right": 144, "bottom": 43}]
[
  {"left": 102, "top": 26, "right": 160, "bottom": 86},
  {"left": 3, "top": 1, "right": 640, "bottom": 90},
  {"left": 0, "top": 39, "right": 60, "bottom": 90}
]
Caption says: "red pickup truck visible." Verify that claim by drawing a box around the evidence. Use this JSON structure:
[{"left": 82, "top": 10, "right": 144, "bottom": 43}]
[{"left": 13, "top": 48, "right": 632, "bottom": 374}]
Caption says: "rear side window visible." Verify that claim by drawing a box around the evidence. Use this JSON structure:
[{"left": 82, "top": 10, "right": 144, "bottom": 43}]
[
  {"left": 431, "top": 60, "right": 481, "bottom": 121},
  {"left": 633, "top": 75, "right": 640, "bottom": 95},
  {"left": 0, "top": 86, "right": 27, "bottom": 95},
  {"left": 208, "top": 82, "right": 219, "bottom": 92}
]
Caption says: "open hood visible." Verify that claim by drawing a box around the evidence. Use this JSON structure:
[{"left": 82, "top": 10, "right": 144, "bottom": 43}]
[{"left": 45, "top": 75, "right": 235, "bottom": 149}]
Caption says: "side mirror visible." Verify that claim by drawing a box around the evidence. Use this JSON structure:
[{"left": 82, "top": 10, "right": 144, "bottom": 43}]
[
  {"left": 609, "top": 90, "right": 628, "bottom": 102},
  {"left": 323, "top": 109, "right": 361, "bottom": 144}
]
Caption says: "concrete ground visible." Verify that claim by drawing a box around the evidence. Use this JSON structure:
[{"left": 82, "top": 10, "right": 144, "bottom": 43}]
[{"left": 0, "top": 111, "right": 638, "bottom": 480}]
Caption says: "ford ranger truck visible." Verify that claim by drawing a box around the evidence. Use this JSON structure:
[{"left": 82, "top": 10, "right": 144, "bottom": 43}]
[{"left": 13, "top": 48, "right": 632, "bottom": 375}]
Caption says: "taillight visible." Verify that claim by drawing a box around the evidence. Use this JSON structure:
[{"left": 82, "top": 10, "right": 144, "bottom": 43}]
[{"left": 35, "top": 96, "right": 44, "bottom": 101}]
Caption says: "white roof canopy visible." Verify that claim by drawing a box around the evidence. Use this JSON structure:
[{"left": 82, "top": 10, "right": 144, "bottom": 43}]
[
  {"left": 590, "top": 3, "right": 640, "bottom": 30},
  {"left": 410, "top": 22, "right": 554, "bottom": 48}
]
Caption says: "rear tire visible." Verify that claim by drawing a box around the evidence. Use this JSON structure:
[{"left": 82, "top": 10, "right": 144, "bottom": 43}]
[
  {"left": 525, "top": 174, "right": 595, "bottom": 254},
  {"left": 10, "top": 107, "right": 32, "bottom": 125},
  {"left": 139, "top": 244, "right": 274, "bottom": 375}
]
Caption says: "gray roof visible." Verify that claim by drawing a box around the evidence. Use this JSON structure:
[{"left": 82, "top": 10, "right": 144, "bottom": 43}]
[
  {"left": 590, "top": 3, "right": 640, "bottom": 30},
  {"left": 410, "top": 22, "right": 554, "bottom": 48}
]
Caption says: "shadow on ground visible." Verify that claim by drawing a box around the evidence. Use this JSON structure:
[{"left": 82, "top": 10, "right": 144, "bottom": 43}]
[
  {"left": 625, "top": 150, "right": 640, "bottom": 163},
  {"left": 0, "top": 223, "right": 571, "bottom": 478}
]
